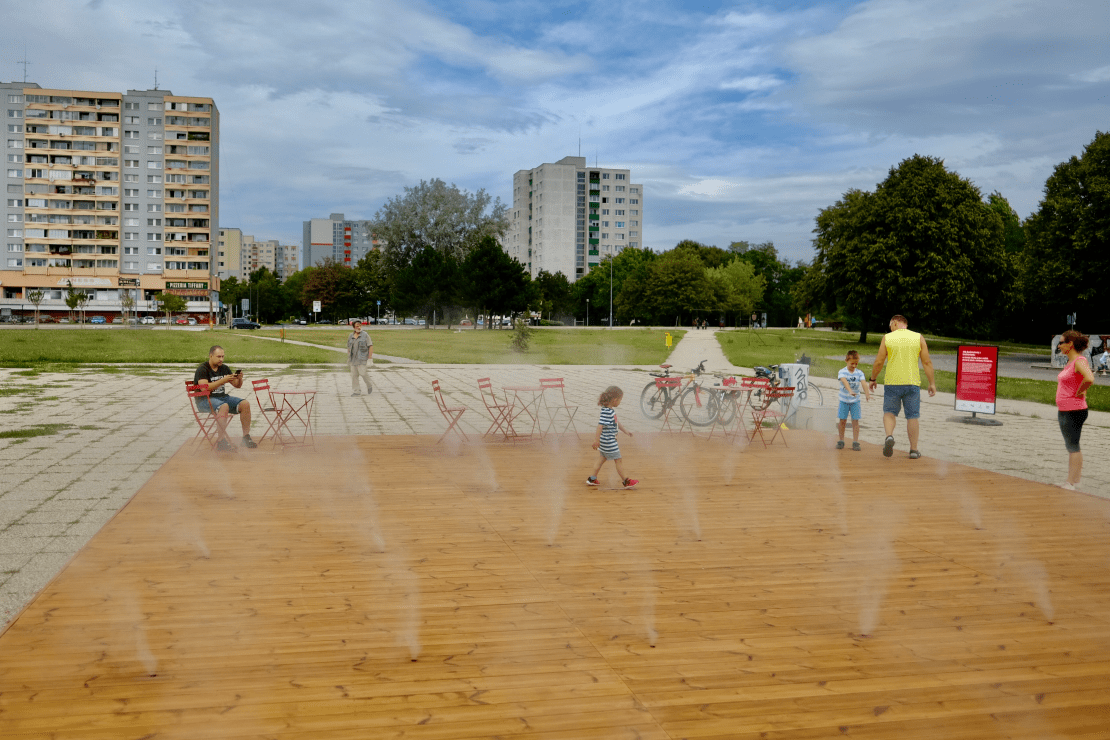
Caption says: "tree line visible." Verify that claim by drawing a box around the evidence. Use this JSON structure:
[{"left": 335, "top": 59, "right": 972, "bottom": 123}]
[{"left": 796, "top": 131, "right": 1110, "bottom": 343}]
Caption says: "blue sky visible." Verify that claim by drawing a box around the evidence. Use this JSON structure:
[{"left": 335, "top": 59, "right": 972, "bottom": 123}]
[{"left": 6, "top": 0, "right": 1109, "bottom": 264}]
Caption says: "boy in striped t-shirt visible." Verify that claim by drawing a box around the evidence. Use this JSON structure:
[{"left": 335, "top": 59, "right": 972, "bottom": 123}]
[{"left": 586, "top": 386, "right": 638, "bottom": 489}]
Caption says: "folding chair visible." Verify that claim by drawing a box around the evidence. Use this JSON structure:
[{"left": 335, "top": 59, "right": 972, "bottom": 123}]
[
  {"left": 749, "top": 386, "right": 794, "bottom": 448},
  {"left": 477, "top": 377, "right": 517, "bottom": 440},
  {"left": 538, "top": 377, "right": 580, "bottom": 439},
  {"left": 431, "top": 380, "right": 468, "bottom": 444},
  {"left": 654, "top": 376, "right": 684, "bottom": 434},
  {"left": 185, "top": 382, "right": 224, "bottom": 453},
  {"left": 250, "top": 378, "right": 284, "bottom": 444}
]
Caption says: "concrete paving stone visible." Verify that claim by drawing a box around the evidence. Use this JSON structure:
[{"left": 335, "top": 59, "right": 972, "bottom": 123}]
[
  {"left": 40, "top": 535, "right": 93, "bottom": 554},
  {"left": 0, "top": 591, "right": 31, "bottom": 624},
  {"left": 0, "top": 552, "right": 31, "bottom": 574},
  {"left": 0, "top": 536, "right": 55, "bottom": 555},
  {"left": 16, "top": 509, "right": 84, "bottom": 526},
  {"left": 4, "top": 568, "right": 60, "bottom": 596},
  {"left": 3, "top": 522, "right": 70, "bottom": 539}
]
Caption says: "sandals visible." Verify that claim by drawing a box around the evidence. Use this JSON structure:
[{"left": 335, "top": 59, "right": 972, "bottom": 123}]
[
  {"left": 909, "top": 450, "right": 921, "bottom": 459},
  {"left": 836, "top": 440, "right": 845, "bottom": 450}
]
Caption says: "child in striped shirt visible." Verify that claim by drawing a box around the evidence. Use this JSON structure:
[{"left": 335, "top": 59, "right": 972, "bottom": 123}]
[{"left": 586, "top": 386, "right": 638, "bottom": 489}]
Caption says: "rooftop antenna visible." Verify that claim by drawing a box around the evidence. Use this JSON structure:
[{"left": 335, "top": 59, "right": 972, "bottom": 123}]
[
  {"left": 18, "top": 47, "right": 31, "bottom": 83},
  {"left": 153, "top": 68, "right": 159, "bottom": 90}
]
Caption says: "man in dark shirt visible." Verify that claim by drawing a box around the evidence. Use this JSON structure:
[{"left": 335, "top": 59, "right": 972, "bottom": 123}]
[{"left": 194, "top": 344, "right": 256, "bottom": 450}]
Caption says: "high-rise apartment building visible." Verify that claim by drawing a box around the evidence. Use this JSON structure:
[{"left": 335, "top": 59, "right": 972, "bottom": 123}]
[
  {"left": 1, "top": 82, "right": 218, "bottom": 316},
  {"left": 302, "top": 213, "right": 378, "bottom": 268},
  {"left": 217, "top": 227, "right": 242, "bottom": 280},
  {"left": 240, "top": 234, "right": 278, "bottom": 277},
  {"left": 507, "top": 156, "right": 643, "bottom": 282},
  {"left": 277, "top": 243, "right": 299, "bottom": 280}
]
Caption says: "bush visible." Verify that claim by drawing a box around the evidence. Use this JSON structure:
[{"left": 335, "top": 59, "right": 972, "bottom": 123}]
[{"left": 509, "top": 319, "right": 533, "bottom": 352}]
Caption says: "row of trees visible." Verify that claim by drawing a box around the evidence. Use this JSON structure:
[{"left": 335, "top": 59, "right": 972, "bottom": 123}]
[{"left": 796, "top": 131, "right": 1110, "bottom": 342}]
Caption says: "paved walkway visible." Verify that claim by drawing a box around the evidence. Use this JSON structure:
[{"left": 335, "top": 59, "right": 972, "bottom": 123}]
[{"left": 0, "top": 329, "right": 1106, "bottom": 630}]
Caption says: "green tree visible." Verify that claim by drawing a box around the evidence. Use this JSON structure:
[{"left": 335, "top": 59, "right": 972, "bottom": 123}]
[
  {"left": 391, "top": 247, "right": 459, "bottom": 326},
  {"left": 303, "top": 259, "right": 360, "bottom": 321},
  {"left": 155, "top": 292, "right": 187, "bottom": 323},
  {"left": 352, "top": 249, "right": 391, "bottom": 320},
  {"left": 579, "top": 247, "right": 657, "bottom": 325},
  {"left": 1023, "top": 131, "right": 1110, "bottom": 339},
  {"left": 801, "top": 155, "right": 1011, "bottom": 341},
  {"left": 987, "top": 192, "right": 1026, "bottom": 255},
  {"left": 459, "top": 236, "right": 530, "bottom": 329},
  {"left": 672, "top": 239, "right": 733, "bottom": 269},
  {"left": 706, "top": 258, "right": 766, "bottom": 320},
  {"left": 27, "top": 289, "right": 44, "bottom": 328},
  {"left": 64, "top": 281, "right": 80, "bottom": 323},
  {"left": 372, "top": 178, "right": 509, "bottom": 271},
  {"left": 640, "top": 249, "right": 714, "bottom": 325},
  {"left": 734, "top": 242, "right": 805, "bottom": 327},
  {"left": 532, "top": 270, "right": 574, "bottom": 322},
  {"left": 279, "top": 269, "right": 311, "bottom": 319}
]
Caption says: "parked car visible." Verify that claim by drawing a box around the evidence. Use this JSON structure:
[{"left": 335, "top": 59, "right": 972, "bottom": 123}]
[
  {"left": 38, "top": 315, "right": 54, "bottom": 323},
  {"left": 187, "top": 317, "right": 197, "bottom": 325},
  {"left": 112, "top": 316, "right": 123, "bottom": 324},
  {"left": 126, "top": 317, "right": 139, "bottom": 325},
  {"left": 317, "top": 319, "right": 332, "bottom": 325},
  {"left": 403, "top": 318, "right": 417, "bottom": 325},
  {"left": 140, "top": 316, "right": 155, "bottom": 325},
  {"left": 89, "top": 315, "right": 106, "bottom": 324},
  {"left": 230, "top": 318, "right": 261, "bottom": 330},
  {"left": 296, "top": 318, "right": 307, "bottom": 325},
  {"left": 158, "top": 316, "right": 169, "bottom": 324},
  {"left": 174, "top": 317, "right": 188, "bottom": 325}
]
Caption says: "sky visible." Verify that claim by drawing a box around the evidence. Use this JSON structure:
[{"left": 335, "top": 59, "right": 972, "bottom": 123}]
[{"left": 6, "top": 0, "right": 1109, "bottom": 265}]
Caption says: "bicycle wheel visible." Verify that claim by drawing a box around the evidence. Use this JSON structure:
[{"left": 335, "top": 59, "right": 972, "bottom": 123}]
[
  {"left": 679, "top": 385, "right": 717, "bottom": 427},
  {"left": 714, "top": 390, "right": 737, "bottom": 426},
  {"left": 640, "top": 380, "right": 669, "bottom": 419}
]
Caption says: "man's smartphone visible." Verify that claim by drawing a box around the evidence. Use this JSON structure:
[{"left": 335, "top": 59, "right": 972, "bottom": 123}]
[{"left": 235, "top": 369, "right": 242, "bottom": 376}]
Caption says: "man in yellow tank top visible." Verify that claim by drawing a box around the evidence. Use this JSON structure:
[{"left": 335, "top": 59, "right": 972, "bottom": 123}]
[{"left": 867, "top": 315, "right": 936, "bottom": 459}]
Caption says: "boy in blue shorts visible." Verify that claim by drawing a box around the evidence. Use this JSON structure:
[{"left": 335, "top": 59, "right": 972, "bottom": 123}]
[{"left": 836, "top": 350, "right": 870, "bottom": 450}]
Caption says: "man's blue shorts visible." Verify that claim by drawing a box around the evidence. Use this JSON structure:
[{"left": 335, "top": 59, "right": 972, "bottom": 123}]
[
  {"left": 837, "top": 400, "right": 862, "bottom": 420},
  {"left": 882, "top": 385, "right": 921, "bottom": 419},
  {"left": 196, "top": 395, "right": 244, "bottom": 414}
]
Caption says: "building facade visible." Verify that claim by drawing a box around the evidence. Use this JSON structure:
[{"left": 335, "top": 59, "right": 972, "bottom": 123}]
[
  {"left": 302, "top": 213, "right": 378, "bottom": 268},
  {"left": 277, "top": 243, "right": 299, "bottom": 280},
  {"left": 507, "top": 156, "right": 643, "bottom": 282},
  {"left": 2, "top": 82, "right": 219, "bottom": 318},
  {"left": 217, "top": 227, "right": 241, "bottom": 280},
  {"left": 239, "top": 234, "right": 278, "bottom": 277}
]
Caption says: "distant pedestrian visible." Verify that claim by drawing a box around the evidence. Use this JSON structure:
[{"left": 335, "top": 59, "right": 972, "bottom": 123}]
[
  {"left": 1055, "top": 330, "right": 1094, "bottom": 490},
  {"left": 347, "top": 320, "right": 374, "bottom": 396},
  {"left": 586, "top": 386, "right": 638, "bottom": 489},
  {"left": 1097, "top": 348, "right": 1109, "bottom": 377},
  {"left": 868, "top": 315, "right": 936, "bottom": 459},
  {"left": 836, "top": 350, "right": 871, "bottom": 451}
]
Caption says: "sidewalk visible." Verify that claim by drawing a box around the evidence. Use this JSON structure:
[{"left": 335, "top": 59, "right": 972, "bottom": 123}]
[{"left": 0, "top": 330, "right": 1106, "bottom": 630}]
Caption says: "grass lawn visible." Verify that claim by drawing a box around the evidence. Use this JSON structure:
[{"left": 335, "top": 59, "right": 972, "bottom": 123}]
[
  {"left": 255, "top": 326, "right": 684, "bottom": 365},
  {"left": 0, "top": 328, "right": 340, "bottom": 369},
  {"left": 719, "top": 328, "right": 1109, "bottom": 412}
]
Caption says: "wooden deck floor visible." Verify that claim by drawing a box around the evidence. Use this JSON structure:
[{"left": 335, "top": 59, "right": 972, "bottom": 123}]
[{"left": 2, "top": 432, "right": 1109, "bottom": 739}]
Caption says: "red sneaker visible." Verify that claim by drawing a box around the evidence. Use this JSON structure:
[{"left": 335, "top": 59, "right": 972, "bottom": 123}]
[
  {"left": 586, "top": 477, "right": 599, "bottom": 486},
  {"left": 622, "top": 478, "right": 639, "bottom": 489}
]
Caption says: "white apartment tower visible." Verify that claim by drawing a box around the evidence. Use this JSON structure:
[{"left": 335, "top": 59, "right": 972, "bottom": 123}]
[
  {"left": 1, "top": 82, "right": 218, "bottom": 316},
  {"left": 508, "top": 156, "right": 643, "bottom": 281}
]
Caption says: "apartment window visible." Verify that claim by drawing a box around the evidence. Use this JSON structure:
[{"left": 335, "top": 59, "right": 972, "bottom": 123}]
[
  {"left": 148, "top": 132, "right": 162, "bottom": 140},
  {"left": 124, "top": 174, "right": 138, "bottom": 183},
  {"left": 631, "top": 220, "right": 639, "bottom": 226},
  {"left": 147, "top": 117, "right": 162, "bottom": 126},
  {"left": 602, "top": 185, "right": 610, "bottom": 191},
  {"left": 6, "top": 154, "right": 19, "bottom": 163},
  {"left": 7, "top": 243, "right": 22, "bottom": 251},
  {"left": 601, "top": 209, "right": 609, "bottom": 215},
  {"left": 7, "top": 110, "right": 22, "bottom": 119},
  {"left": 124, "top": 234, "right": 138, "bottom": 242},
  {"left": 123, "top": 260, "right": 139, "bottom": 269},
  {"left": 123, "top": 145, "right": 140, "bottom": 154},
  {"left": 147, "top": 189, "right": 162, "bottom": 197},
  {"left": 147, "top": 161, "right": 162, "bottom": 169},
  {"left": 124, "top": 130, "right": 139, "bottom": 139},
  {"left": 601, "top": 233, "right": 609, "bottom": 239},
  {"left": 616, "top": 221, "right": 625, "bottom": 228},
  {"left": 124, "top": 102, "right": 138, "bottom": 110},
  {"left": 616, "top": 198, "right": 625, "bottom": 204},
  {"left": 147, "top": 146, "right": 162, "bottom": 154},
  {"left": 147, "top": 175, "right": 162, "bottom": 183},
  {"left": 629, "top": 242, "right": 638, "bottom": 248},
  {"left": 124, "top": 116, "right": 139, "bottom": 124},
  {"left": 99, "top": 127, "right": 117, "bottom": 136},
  {"left": 7, "top": 214, "right": 23, "bottom": 222},
  {"left": 7, "top": 198, "right": 22, "bottom": 207},
  {"left": 630, "top": 187, "right": 639, "bottom": 193},
  {"left": 147, "top": 204, "right": 162, "bottom": 212},
  {"left": 7, "top": 124, "right": 22, "bottom": 133},
  {"left": 147, "top": 218, "right": 161, "bottom": 226},
  {"left": 6, "top": 258, "right": 22, "bottom": 267},
  {"left": 124, "top": 203, "right": 139, "bottom": 211},
  {"left": 7, "top": 95, "right": 23, "bottom": 103},
  {"left": 147, "top": 103, "right": 161, "bottom": 111},
  {"left": 124, "top": 218, "right": 139, "bottom": 226},
  {"left": 631, "top": 209, "right": 639, "bottom": 215},
  {"left": 7, "top": 139, "right": 23, "bottom": 149},
  {"left": 7, "top": 229, "right": 23, "bottom": 236},
  {"left": 602, "top": 173, "right": 610, "bottom": 179},
  {"left": 615, "top": 174, "right": 626, "bottom": 180},
  {"left": 615, "top": 186, "right": 625, "bottom": 192},
  {"left": 124, "top": 160, "right": 138, "bottom": 168},
  {"left": 124, "top": 188, "right": 138, "bottom": 197},
  {"left": 146, "top": 262, "right": 161, "bottom": 271},
  {"left": 630, "top": 199, "right": 639, "bottom": 205}
]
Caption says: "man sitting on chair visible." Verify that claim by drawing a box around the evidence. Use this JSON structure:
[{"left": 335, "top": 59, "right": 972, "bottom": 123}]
[{"left": 194, "top": 344, "right": 257, "bottom": 450}]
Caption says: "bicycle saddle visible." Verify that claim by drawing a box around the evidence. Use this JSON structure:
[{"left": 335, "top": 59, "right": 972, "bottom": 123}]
[{"left": 659, "top": 364, "right": 672, "bottom": 369}]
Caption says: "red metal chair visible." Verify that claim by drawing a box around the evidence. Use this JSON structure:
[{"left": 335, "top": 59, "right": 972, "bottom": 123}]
[
  {"left": 185, "top": 381, "right": 225, "bottom": 453},
  {"left": 250, "top": 378, "right": 284, "bottom": 444},
  {"left": 654, "top": 376, "right": 684, "bottom": 434},
  {"left": 749, "top": 386, "right": 795, "bottom": 448},
  {"left": 477, "top": 377, "right": 516, "bottom": 440},
  {"left": 538, "top": 377, "right": 579, "bottom": 439},
  {"left": 431, "top": 380, "right": 467, "bottom": 444}
]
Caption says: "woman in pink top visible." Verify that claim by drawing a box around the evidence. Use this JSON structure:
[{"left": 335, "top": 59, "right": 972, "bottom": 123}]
[{"left": 1055, "top": 330, "right": 1095, "bottom": 490}]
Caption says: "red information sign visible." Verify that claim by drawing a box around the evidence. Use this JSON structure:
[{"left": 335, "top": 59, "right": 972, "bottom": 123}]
[{"left": 955, "top": 345, "right": 999, "bottom": 414}]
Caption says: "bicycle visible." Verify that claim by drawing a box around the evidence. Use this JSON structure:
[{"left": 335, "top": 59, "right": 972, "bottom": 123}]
[
  {"left": 640, "top": 360, "right": 711, "bottom": 422},
  {"left": 749, "top": 364, "right": 823, "bottom": 410}
]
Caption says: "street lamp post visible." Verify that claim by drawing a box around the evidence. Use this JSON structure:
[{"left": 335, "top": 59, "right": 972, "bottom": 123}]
[{"left": 586, "top": 298, "right": 589, "bottom": 327}]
